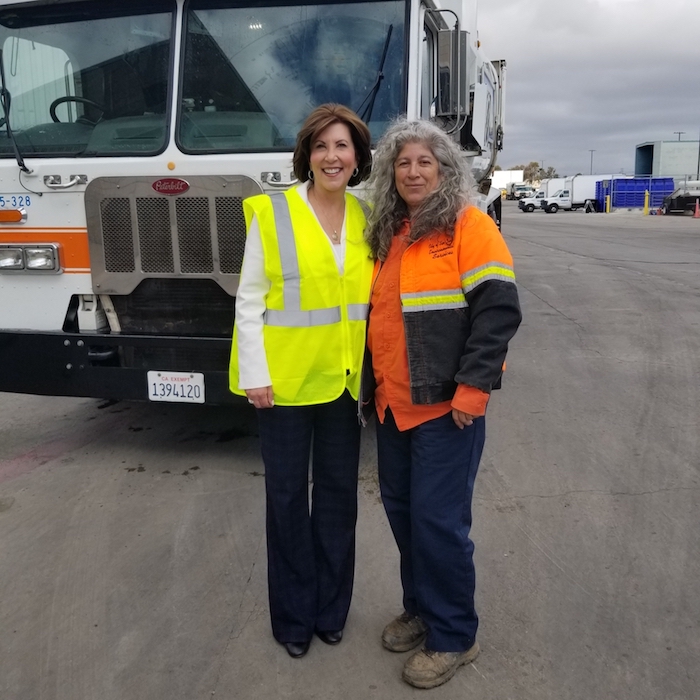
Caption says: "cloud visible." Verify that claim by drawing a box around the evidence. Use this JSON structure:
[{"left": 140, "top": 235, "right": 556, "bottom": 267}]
[{"left": 476, "top": 0, "right": 700, "bottom": 176}]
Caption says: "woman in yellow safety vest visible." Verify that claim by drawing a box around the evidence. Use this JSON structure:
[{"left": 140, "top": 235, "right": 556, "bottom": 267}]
[{"left": 229, "top": 104, "right": 373, "bottom": 659}]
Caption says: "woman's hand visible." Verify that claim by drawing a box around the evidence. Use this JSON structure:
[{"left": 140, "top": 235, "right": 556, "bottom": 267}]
[
  {"left": 452, "top": 408, "right": 475, "bottom": 429},
  {"left": 245, "top": 386, "right": 275, "bottom": 409}
]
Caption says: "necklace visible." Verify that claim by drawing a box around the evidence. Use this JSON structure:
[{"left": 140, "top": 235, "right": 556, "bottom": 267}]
[{"left": 309, "top": 189, "right": 344, "bottom": 243}]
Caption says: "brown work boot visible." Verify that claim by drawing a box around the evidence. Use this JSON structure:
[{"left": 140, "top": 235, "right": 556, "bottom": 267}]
[
  {"left": 402, "top": 642, "right": 480, "bottom": 689},
  {"left": 381, "top": 612, "right": 428, "bottom": 652}
]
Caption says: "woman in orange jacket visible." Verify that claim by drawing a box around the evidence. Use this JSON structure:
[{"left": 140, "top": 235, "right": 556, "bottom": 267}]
[{"left": 365, "top": 119, "right": 522, "bottom": 689}]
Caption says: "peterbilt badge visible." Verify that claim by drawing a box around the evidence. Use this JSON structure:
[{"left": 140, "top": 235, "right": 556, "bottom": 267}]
[{"left": 152, "top": 178, "right": 190, "bottom": 195}]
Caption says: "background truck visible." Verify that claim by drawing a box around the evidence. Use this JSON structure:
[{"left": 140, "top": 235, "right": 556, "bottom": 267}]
[
  {"left": 661, "top": 181, "right": 700, "bottom": 214},
  {"left": 540, "top": 175, "right": 627, "bottom": 213},
  {"left": 518, "top": 177, "right": 566, "bottom": 212},
  {"left": 506, "top": 182, "right": 536, "bottom": 200},
  {"left": 0, "top": 0, "right": 506, "bottom": 405},
  {"left": 518, "top": 191, "right": 545, "bottom": 212}
]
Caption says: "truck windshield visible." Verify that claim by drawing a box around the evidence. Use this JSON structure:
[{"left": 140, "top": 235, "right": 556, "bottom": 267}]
[
  {"left": 0, "top": 0, "right": 174, "bottom": 158},
  {"left": 179, "top": 0, "right": 406, "bottom": 152}
]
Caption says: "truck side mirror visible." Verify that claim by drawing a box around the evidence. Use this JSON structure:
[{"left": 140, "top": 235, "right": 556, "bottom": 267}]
[{"left": 435, "top": 29, "right": 468, "bottom": 119}]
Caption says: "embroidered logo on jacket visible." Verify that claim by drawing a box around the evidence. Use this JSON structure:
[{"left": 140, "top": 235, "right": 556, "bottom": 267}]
[{"left": 428, "top": 237, "right": 454, "bottom": 259}]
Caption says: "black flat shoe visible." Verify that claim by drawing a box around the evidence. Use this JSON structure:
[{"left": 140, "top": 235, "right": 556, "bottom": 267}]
[
  {"left": 284, "top": 641, "right": 311, "bottom": 658},
  {"left": 316, "top": 629, "right": 343, "bottom": 645}
]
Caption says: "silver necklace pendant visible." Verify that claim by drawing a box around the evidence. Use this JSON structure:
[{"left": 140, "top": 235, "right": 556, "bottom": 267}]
[{"left": 310, "top": 190, "right": 342, "bottom": 243}]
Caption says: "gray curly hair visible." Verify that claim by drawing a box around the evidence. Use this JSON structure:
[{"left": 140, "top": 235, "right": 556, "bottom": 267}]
[{"left": 365, "top": 119, "right": 476, "bottom": 260}]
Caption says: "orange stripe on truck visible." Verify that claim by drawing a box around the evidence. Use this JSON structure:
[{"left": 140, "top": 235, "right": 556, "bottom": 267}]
[{"left": 0, "top": 228, "right": 91, "bottom": 273}]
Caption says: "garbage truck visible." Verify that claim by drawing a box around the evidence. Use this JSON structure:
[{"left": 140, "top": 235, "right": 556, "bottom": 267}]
[{"left": 0, "top": 0, "right": 506, "bottom": 404}]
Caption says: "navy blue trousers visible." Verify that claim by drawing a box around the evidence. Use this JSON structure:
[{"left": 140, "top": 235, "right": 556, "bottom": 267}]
[
  {"left": 376, "top": 408, "right": 485, "bottom": 652},
  {"left": 256, "top": 391, "right": 360, "bottom": 644}
]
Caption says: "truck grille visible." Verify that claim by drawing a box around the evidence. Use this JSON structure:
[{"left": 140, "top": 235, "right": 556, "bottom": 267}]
[
  {"left": 85, "top": 175, "right": 263, "bottom": 295},
  {"left": 110, "top": 278, "right": 236, "bottom": 371}
]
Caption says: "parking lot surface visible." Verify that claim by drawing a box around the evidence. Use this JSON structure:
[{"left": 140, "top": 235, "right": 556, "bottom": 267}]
[{"left": 1, "top": 201, "right": 699, "bottom": 699}]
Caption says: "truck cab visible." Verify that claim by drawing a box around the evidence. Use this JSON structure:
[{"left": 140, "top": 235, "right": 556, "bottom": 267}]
[
  {"left": 0, "top": 0, "right": 507, "bottom": 404},
  {"left": 518, "top": 190, "right": 545, "bottom": 212},
  {"left": 540, "top": 189, "right": 571, "bottom": 213}
]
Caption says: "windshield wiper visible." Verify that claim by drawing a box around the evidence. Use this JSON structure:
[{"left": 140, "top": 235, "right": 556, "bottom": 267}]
[
  {"left": 0, "top": 51, "right": 32, "bottom": 173},
  {"left": 356, "top": 24, "right": 393, "bottom": 124}
]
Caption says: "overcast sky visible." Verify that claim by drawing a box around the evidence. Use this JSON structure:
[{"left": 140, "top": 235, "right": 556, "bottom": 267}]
[{"left": 475, "top": 0, "right": 700, "bottom": 177}]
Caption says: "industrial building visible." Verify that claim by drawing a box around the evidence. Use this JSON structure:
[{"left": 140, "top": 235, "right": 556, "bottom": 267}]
[{"left": 635, "top": 140, "right": 700, "bottom": 181}]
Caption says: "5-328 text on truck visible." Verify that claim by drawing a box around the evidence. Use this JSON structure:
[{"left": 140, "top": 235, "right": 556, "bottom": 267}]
[{"left": 0, "top": 0, "right": 505, "bottom": 405}]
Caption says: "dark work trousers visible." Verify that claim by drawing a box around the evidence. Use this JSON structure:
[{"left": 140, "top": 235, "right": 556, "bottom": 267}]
[
  {"left": 256, "top": 390, "right": 361, "bottom": 644},
  {"left": 376, "top": 408, "right": 485, "bottom": 652}
]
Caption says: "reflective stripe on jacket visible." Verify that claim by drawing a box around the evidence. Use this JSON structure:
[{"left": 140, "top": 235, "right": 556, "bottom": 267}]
[
  {"left": 371, "top": 206, "right": 521, "bottom": 405},
  {"left": 229, "top": 187, "right": 373, "bottom": 405}
]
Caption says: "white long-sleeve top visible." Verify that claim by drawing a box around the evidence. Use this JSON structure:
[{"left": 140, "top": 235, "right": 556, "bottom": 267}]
[{"left": 235, "top": 182, "right": 348, "bottom": 390}]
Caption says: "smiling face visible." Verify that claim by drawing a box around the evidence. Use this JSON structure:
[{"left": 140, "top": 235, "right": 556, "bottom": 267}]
[
  {"left": 393, "top": 141, "right": 441, "bottom": 212},
  {"left": 308, "top": 122, "right": 358, "bottom": 196}
]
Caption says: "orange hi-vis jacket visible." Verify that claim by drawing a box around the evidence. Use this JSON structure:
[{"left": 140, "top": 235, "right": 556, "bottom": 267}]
[{"left": 367, "top": 206, "right": 521, "bottom": 411}]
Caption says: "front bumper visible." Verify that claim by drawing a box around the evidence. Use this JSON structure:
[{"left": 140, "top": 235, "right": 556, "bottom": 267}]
[{"left": 0, "top": 330, "right": 241, "bottom": 405}]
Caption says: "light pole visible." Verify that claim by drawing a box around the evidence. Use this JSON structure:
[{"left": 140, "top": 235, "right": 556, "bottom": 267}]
[
  {"left": 588, "top": 149, "right": 595, "bottom": 175},
  {"left": 674, "top": 131, "right": 685, "bottom": 141}
]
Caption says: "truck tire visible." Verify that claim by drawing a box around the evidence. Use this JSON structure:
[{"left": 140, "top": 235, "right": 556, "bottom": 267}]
[
  {"left": 547, "top": 204, "right": 559, "bottom": 213},
  {"left": 525, "top": 203, "right": 535, "bottom": 213}
]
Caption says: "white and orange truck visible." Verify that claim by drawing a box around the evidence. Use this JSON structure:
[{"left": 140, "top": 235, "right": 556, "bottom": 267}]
[{"left": 0, "top": 0, "right": 505, "bottom": 405}]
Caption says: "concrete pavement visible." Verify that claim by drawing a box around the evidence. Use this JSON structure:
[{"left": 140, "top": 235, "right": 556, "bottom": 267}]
[{"left": 1, "top": 202, "right": 699, "bottom": 699}]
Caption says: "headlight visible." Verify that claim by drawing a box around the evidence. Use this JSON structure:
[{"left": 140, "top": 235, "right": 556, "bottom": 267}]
[
  {"left": 0, "top": 244, "right": 61, "bottom": 273},
  {"left": 0, "top": 246, "right": 24, "bottom": 270},
  {"left": 25, "top": 246, "right": 58, "bottom": 271}
]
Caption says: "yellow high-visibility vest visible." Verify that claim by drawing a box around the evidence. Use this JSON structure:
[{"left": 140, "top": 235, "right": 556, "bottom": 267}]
[{"left": 229, "top": 187, "right": 373, "bottom": 406}]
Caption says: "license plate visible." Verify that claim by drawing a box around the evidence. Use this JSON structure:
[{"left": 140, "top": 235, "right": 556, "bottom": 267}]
[{"left": 147, "top": 371, "right": 205, "bottom": 404}]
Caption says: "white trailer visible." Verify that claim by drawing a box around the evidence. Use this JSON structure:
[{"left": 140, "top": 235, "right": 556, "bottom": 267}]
[
  {"left": 492, "top": 169, "right": 523, "bottom": 191},
  {"left": 0, "top": 0, "right": 506, "bottom": 404},
  {"left": 541, "top": 175, "right": 629, "bottom": 213},
  {"left": 541, "top": 178, "right": 566, "bottom": 197}
]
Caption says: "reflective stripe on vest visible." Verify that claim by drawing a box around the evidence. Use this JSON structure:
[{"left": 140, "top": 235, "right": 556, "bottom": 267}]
[
  {"left": 401, "top": 287, "right": 467, "bottom": 312},
  {"left": 461, "top": 262, "right": 515, "bottom": 294},
  {"left": 264, "top": 307, "right": 341, "bottom": 327},
  {"left": 268, "top": 194, "right": 345, "bottom": 326},
  {"left": 346, "top": 303, "right": 369, "bottom": 321},
  {"left": 270, "top": 194, "right": 302, "bottom": 312}
]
